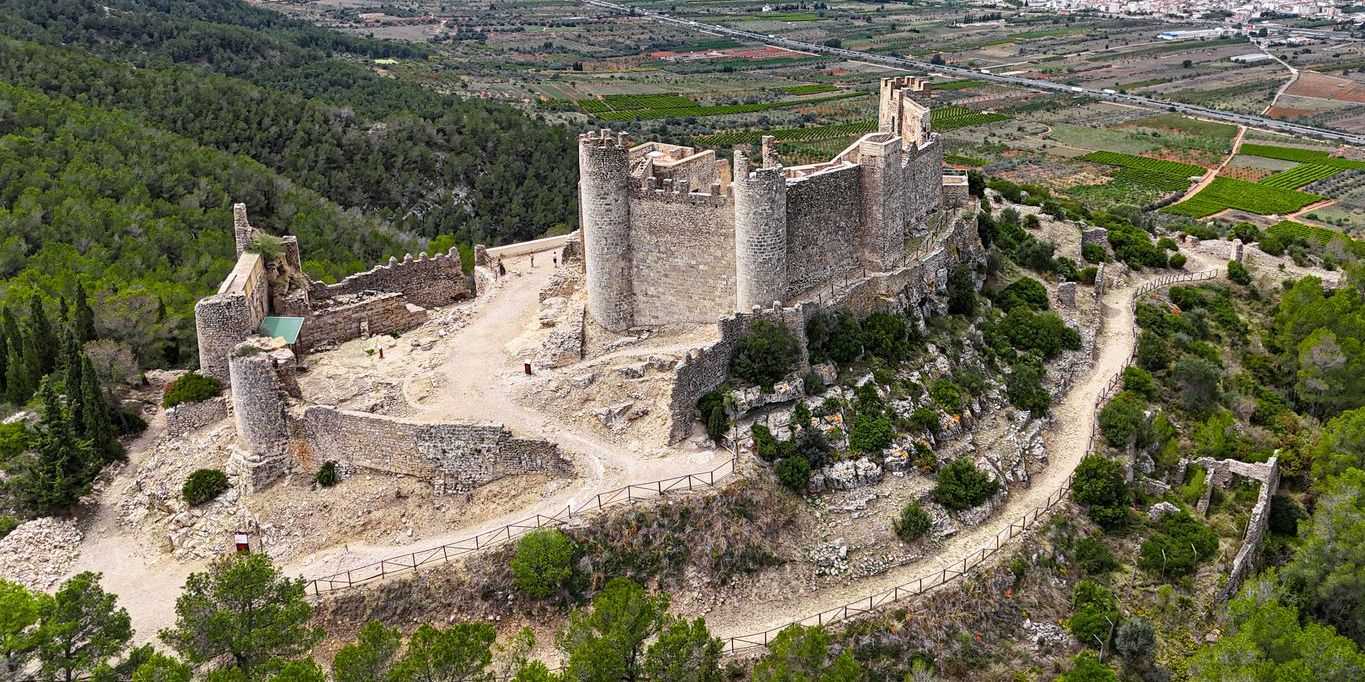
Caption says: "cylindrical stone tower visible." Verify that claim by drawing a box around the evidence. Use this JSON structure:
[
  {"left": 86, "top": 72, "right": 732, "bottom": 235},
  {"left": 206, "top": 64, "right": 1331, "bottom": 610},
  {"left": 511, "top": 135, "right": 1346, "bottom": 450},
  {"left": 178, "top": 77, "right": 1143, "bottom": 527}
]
[
  {"left": 228, "top": 340, "right": 291, "bottom": 457},
  {"left": 733, "top": 152, "right": 788, "bottom": 312},
  {"left": 579, "top": 130, "right": 634, "bottom": 331}
]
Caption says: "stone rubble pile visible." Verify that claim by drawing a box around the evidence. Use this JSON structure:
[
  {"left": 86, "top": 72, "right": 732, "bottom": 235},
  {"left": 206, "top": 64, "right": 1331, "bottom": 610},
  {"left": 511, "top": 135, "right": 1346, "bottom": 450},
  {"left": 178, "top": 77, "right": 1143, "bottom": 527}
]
[{"left": 0, "top": 517, "right": 83, "bottom": 591}]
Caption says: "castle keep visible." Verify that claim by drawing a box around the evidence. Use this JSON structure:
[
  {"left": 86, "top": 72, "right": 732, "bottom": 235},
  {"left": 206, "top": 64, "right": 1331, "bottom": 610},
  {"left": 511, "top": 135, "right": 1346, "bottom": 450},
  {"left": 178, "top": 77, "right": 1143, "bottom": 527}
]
[{"left": 579, "top": 77, "right": 968, "bottom": 332}]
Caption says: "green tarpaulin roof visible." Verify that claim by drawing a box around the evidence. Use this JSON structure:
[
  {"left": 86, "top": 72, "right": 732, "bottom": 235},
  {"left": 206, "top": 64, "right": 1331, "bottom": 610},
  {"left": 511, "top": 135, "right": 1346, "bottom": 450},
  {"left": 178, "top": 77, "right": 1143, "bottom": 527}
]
[{"left": 259, "top": 316, "right": 304, "bottom": 344}]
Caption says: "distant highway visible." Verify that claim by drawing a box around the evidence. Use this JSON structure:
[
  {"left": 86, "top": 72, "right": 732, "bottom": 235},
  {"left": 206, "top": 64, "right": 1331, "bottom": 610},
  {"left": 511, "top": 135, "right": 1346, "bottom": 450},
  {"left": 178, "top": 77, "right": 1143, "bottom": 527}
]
[{"left": 582, "top": 0, "right": 1365, "bottom": 148}]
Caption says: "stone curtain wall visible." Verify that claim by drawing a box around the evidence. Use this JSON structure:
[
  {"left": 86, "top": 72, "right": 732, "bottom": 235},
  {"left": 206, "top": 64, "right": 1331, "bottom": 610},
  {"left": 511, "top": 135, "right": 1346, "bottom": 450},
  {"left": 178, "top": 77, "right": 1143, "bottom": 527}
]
[
  {"left": 309, "top": 250, "right": 470, "bottom": 310},
  {"left": 666, "top": 302, "right": 812, "bottom": 443},
  {"left": 784, "top": 166, "right": 862, "bottom": 297},
  {"left": 195, "top": 253, "right": 269, "bottom": 381},
  {"left": 299, "top": 293, "right": 427, "bottom": 351},
  {"left": 904, "top": 139, "right": 944, "bottom": 229},
  {"left": 629, "top": 191, "right": 737, "bottom": 325},
  {"left": 165, "top": 397, "right": 229, "bottom": 437},
  {"left": 856, "top": 135, "right": 906, "bottom": 271},
  {"left": 302, "top": 406, "right": 567, "bottom": 493},
  {"left": 662, "top": 211, "right": 984, "bottom": 443}
]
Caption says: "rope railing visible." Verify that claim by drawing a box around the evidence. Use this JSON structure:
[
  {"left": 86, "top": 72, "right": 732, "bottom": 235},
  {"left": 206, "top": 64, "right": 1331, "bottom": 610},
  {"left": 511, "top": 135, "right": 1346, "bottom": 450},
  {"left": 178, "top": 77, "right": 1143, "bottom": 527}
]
[
  {"left": 303, "top": 453, "right": 738, "bottom": 595},
  {"left": 717, "top": 267, "right": 1222, "bottom": 654}
]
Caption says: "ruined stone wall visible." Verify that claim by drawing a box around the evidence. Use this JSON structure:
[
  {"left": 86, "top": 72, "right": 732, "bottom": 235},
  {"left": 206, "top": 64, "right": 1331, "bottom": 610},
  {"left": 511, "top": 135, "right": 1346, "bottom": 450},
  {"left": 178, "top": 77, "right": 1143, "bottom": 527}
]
[
  {"left": 309, "top": 250, "right": 469, "bottom": 310},
  {"left": 165, "top": 396, "right": 229, "bottom": 437},
  {"left": 301, "top": 406, "right": 567, "bottom": 493},
  {"left": 299, "top": 293, "right": 428, "bottom": 351},
  {"left": 665, "top": 302, "right": 811, "bottom": 443},
  {"left": 628, "top": 191, "right": 736, "bottom": 326},
  {"left": 229, "top": 342, "right": 293, "bottom": 458},
  {"left": 785, "top": 166, "right": 861, "bottom": 297},
  {"left": 1191, "top": 456, "right": 1280, "bottom": 601},
  {"left": 195, "top": 253, "right": 268, "bottom": 381},
  {"left": 857, "top": 136, "right": 907, "bottom": 271}
]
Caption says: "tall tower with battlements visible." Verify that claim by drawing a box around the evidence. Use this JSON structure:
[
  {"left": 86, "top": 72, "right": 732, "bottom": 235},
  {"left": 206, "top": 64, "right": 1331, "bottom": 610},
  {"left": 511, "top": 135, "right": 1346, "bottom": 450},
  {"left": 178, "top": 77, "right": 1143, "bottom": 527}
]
[
  {"left": 578, "top": 130, "right": 635, "bottom": 332},
  {"left": 732, "top": 149, "right": 788, "bottom": 311}
]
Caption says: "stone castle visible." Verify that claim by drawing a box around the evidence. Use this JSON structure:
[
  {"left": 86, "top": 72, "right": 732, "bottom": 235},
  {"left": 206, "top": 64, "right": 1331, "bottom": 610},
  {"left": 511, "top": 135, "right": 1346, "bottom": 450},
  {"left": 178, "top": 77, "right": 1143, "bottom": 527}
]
[{"left": 578, "top": 77, "right": 968, "bottom": 331}]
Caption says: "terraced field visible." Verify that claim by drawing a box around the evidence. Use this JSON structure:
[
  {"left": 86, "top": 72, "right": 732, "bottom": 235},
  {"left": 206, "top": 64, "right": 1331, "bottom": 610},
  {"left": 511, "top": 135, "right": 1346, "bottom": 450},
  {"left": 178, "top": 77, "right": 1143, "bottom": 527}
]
[
  {"left": 1240, "top": 143, "right": 1365, "bottom": 170},
  {"left": 1259, "top": 164, "right": 1344, "bottom": 190},
  {"left": 931, "top": 106, "right": 1010, "bottom": 131},
  {"left": 694, "top": 118, "right": 877, "bottom": 147},
  {"left": 589, "top": 92, "right": 867, "bottom": 121},
  {"left": 1164, "top": 177, "right": 1325, "bottom": 218}
]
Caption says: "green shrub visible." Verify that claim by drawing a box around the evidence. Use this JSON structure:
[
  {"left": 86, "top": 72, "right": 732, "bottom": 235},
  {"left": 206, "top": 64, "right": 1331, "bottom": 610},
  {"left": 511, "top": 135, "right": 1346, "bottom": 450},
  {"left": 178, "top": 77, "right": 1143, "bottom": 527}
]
[
  {"left": 806, "top": 312, "right": 862, "bottom": 365},
  {"left": 929, "top": 378, "right": 964, "bottom": 415},
  {"left": 995, "top": 277, "right": 1049, "bottom": 312},
  {"left": 162, "top": 372, "right": 223, "bottom": 408},
  {"left": 731, "top": 321, "right": 799, "bottom": 391},
  {"left": 1058, "top": 652, "right": 1117, "bottom": 682},
  {"left": 1156, "top": 237, "right": 1177, "bottom": 251},
  {"left": 1168, "top": 252, "right": 1187, "bottom": 269},
  {"left": 849, "top": 414, "right": 894, "bottom": 453},
  {"left": 894, "top": 502, "right": 933, "bottom": 543},
  {"left": 776, "top": 456, "right": 811, "bottom": 493},
  {"left": 0, "top": 514, "right": 18, "bottom": 540},
  {"left": 932, "top": 458, "right": 1000, "bottom": 511},
  {"left": 802, "top": 373, "right": 824, "bottom": 396},
  {"left": 182, "top": 469, "right": 230, "bottom": 506},
  {"left": 1004, "top": 308, "right": 1081, "bottom": 359},
  {"left": 511, "top": 529, "right": 578, "bottom": 600},
  {"left": 314, "top": 461, "right": 340, "bottom": 488},
  {"left": 1074, "top": 536, "right": 1118, "bottom": 574},
  {"left": 1006, "top": 360, "right": 1050, "bottom": 417},
  {"left": 908, "top": 407, "right": 941, "bottom": 434},
  {"left": 1227, "top": 260, "right": 1251, "bottom": 285},
  {"left": 1080, "top": 266, "right": 1098, "bottom": 284},
  {"left": 752, "top": 423, "right": 779, "bottom": 461},
  {"left": 1099, "top": 391, "right": 1148, "bottom": 448},
  {"left": 1136, "top": 331, "right": 1170, "bottom": 371},
  {"left": 245, "top": 233, "right": 286, "bottom": 260},
  {"left": 947, "top": 265, "right": 977, "bottom": 316},
  {"left": 1069, "top": 580, "right": 1120, "bottom": 649},
  {"left": 1122, "top": 366, "right": 1158, "bottom": 399},
  {"left": 1138, "top": 511, "right": 1218, "bottom": 577},
  {"left": 792, "top": 428, "right": 832, "bottom": 469},
  {"left": 706, "top": 406, "right": 728, "bottom": 444},
  {"left": 1082, "top": 242, "right": 1108, "bottom": 264},
  {"left": 1072, "top": 455, "right": 1130, "bottom": 531},
  {"left": 861, "top": 312, "right": 914, "bottom": 361}
]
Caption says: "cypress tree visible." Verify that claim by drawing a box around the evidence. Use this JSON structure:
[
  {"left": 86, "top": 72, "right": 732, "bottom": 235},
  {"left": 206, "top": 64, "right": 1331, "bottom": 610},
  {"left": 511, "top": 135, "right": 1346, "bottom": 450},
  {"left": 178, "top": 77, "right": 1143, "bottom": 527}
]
[
  {"left": 74, "top": 282, "right": 97, "bottom": 344},
  {"left": 64, "top": 334, "right": 86, "bottom": 441},
  {"left": 2, "top": 345, "right": 22, "bottom": 406},
  {"left": 80, "top": 356, "right": 119, "bottom": 461},
  {"left": 23, "top": 332, "right": 44, "bottom": 400},
  {"left": 0, "top": 324, "right": 7, "bottom": 399},
  {"left": 57, "top": 296, "right": 70, "bottom": 326},
  {"left": 27, "top": 295, "right": 57, "bottom": 377},
  {"left": 8, "top": 381, "right": 97, "bottom": 514}
]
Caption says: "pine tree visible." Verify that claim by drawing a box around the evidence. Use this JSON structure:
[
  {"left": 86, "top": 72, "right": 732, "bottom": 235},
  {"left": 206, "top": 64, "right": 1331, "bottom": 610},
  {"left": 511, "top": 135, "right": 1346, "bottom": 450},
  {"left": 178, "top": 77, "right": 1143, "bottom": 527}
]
[
  {"left": 0, "top": 327, "right": 8, "bottom": 400},
  {"left": 74, "top": 282, "right": 97, "bottom": 344},
  {"left": 81, "top": 356, "right": 120, "bottom": 461},
  {"left": 7, "top": 381, "right": 98, "bottom": 515},
  {"left": 27, "top": 294, "right": 56, "bottom": 377},
  {"left": 4, "top": 346, "right": 30, "bottom": 407},
  {"left": 64, "top": 334, "right": 86, "bottom": 440}
]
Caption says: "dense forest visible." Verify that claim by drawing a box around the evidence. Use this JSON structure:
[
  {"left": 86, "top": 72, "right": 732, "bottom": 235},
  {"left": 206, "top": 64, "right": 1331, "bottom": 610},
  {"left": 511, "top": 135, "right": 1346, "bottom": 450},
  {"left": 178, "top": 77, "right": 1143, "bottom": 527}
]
[{"left": 0, "top": 0, "right": 580, "bottom": 377}]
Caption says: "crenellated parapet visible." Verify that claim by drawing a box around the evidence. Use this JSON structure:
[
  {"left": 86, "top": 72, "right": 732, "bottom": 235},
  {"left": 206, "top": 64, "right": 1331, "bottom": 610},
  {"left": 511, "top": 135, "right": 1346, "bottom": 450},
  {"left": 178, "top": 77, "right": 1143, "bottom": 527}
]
[{"left": 308, "top": 247, "right": 469, "bottom": 310}]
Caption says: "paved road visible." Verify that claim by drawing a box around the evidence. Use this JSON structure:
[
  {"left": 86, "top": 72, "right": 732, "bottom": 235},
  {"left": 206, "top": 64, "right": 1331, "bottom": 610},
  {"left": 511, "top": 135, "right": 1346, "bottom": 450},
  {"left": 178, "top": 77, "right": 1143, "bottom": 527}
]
[{"left": 582, "top": 0, "right": 1365, "bottom": 148}]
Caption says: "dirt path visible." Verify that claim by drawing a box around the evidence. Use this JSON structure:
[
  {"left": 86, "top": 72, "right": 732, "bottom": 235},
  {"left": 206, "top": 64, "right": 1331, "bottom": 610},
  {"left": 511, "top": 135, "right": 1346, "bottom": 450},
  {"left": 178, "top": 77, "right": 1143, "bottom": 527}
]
[
  {"left": 1177, "top": 124, "right": 1246, "bottom": 203},
  {"left": 1260, "top": 45, "right": 1300, "bottom": 116},
  {"left": 699, "top": 267, "right": 1200, "bottom": 643},
  {"left": 286, "top": 254, "right": 728, "bottom": 581}
]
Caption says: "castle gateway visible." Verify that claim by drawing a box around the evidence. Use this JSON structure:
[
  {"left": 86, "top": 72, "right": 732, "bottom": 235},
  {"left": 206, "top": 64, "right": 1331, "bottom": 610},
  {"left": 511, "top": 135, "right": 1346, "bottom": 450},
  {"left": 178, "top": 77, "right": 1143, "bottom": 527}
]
[{"left": 577, "top": 76, "right": 969, "bottom": 332}]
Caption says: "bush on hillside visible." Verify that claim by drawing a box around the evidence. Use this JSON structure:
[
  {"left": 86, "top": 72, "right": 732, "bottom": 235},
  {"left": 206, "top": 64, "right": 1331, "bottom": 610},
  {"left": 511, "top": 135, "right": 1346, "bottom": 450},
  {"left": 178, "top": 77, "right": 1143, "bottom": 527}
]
[
  {"left": 1082, "top": 242, "right": 1108, "bottom": 264},
  {"left": 182, "top": 469, "right": 230, "bottom": 506},
  {"left": 511, "top": 529, "right": 578, "bottom": 600},
  {"left": 162, "top": 372, "right": 222, "bottom": 408},
  {"left": 932, "top": 458, "right": 1000, "bottom": 511},
  {"left": 1069, "top": 580, "right": 1121, "bottom": 649},
  {"left": 893, "top": 502, "right": 933, "bottom": 543},
  {"left": 1006, "top": 360, "right": 1050, "bottom": 417},
  {"left": 314, "top": 461, "right": 340, "bottom": 488},
  {"left": 1072, "top": 455, "right": 1130, "bottom": 531},
  {"left": 1227, "top": 260, "right": 1251, "bottom": 285},
  {"left": 1138, "top": 511, "right": 1218, "bottom": 577},
  {"left": 731, "top": 321, "right": 799, "bottom": 391},
  {"left": 995, "top": 277, "right": 1049, "bottom": 312},
  {"left": 775, "top": 456, "right": 811, "bottom": 493},
  {"left": 1099, "top": 391, "right": 1148, "bottom": 448}
]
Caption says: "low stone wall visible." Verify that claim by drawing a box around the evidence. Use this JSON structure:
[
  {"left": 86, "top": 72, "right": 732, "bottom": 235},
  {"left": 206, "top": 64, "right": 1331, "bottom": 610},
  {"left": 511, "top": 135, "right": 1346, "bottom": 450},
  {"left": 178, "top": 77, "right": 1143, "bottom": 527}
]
[
  {"left": 484, "top": 232, "right": 579, "bottom": 260},
  {"left": 165, "top": 396, "right": 228, "bottom": 437},
  {"left": 300, "top": 293, "right": 428, "bottom": 351},
  {"left": 309, "top": 250, "right": 470, "bottom": 310},
  {"left": 301, "top": 406, "right": 567, "bottom": 494}
]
